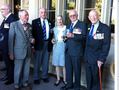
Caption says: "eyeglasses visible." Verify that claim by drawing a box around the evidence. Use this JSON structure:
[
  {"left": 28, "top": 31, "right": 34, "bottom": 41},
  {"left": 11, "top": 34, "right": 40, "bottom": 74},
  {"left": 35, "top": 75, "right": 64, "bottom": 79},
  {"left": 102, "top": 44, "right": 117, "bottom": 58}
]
[
  {"left": 0, "top": 8, "right": 8, "bottom": 10},
  {"left": 69, "top": 14, "right": 76, "bottom": 18}
]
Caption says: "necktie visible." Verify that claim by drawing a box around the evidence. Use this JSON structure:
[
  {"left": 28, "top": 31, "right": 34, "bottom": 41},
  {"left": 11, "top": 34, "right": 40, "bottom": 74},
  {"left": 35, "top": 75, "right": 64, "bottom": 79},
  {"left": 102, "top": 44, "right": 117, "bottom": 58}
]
[
  {"left": 69, "top": 23, "right": 74, "bottom": 33},
  {"left": 89, "top": 24, "right": 94, "bottom": 37},
  {"left": 42, "top": 20, "right": 46, "bottom": 40}
]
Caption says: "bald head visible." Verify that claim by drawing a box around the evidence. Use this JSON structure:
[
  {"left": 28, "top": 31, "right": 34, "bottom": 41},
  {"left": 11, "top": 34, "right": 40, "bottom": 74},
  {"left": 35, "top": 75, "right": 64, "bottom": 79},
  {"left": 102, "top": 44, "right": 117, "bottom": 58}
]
[{"left": 88, "top": 9, "right": 99, "bottom": 24}]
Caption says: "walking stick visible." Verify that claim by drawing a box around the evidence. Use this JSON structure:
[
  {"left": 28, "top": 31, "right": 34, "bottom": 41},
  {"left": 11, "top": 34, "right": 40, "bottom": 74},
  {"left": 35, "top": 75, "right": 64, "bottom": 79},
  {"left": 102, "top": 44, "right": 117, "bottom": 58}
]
[{"left": 99, "top": 67, "right": 102, "bottom": 90}]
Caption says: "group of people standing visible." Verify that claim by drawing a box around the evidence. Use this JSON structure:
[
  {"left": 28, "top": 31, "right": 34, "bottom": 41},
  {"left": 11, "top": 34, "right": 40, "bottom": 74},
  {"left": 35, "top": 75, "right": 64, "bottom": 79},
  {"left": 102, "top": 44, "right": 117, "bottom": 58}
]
[{"left": 0, "top": 4, "right": 111, "bottom": 90}]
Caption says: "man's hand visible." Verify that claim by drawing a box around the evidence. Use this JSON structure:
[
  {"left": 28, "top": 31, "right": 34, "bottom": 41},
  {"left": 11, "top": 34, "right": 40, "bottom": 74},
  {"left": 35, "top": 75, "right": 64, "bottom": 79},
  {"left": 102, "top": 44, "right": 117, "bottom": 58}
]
[
  {"left": 67, "top": 33, "right": 74, "bottom": 38},
  {"left": 51, "top": 38, "right": 56, "bottom": 44},
  {"left": 31, "top": 38, "right": 35, "bottom": 44},
  {"left": 97, "top": 60, "right": 103, "bottom": 69},
  {"left": 9, "top": 54, "right": 14, "bottom": 60}
]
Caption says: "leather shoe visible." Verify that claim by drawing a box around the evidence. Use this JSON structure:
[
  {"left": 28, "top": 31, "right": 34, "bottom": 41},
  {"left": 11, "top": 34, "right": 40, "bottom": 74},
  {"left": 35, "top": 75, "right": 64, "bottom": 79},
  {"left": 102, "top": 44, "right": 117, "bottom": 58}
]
[
  {"left": 43, "top": 78, "right": 49, "bottom": 83},
  {"left": 60, "top": 85, "right": 74, "bottom": 90},
  {"left": 34, "top": 80, "right": 40, "bottom": 84},
  {"left": 4, "top": 80, "right": 14, "bottom": 85},
  {"left": 54, "top": 80, "right": 61, "bottom": 86},
  {"left": 14, "top": 87, "right": 21, "bottom": 90},
  {"left": 62, "top": 81, "right": 67, "bottom": 85},
  {"left": 23, "top": 85, "right": 32, "bottom": 90}
]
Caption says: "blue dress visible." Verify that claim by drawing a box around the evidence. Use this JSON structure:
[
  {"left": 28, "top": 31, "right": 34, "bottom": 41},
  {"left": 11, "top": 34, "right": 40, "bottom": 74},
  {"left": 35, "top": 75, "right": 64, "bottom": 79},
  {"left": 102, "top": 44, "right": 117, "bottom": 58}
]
[{"left": 52, "top": 26, "right": 66, "bottom": 66}]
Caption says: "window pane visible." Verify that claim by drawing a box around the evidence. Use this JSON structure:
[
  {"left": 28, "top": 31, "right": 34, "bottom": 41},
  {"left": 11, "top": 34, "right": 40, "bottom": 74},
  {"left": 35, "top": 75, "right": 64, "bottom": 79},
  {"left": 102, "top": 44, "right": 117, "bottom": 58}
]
[{"left": 84, "top": 0, "right": 102, "bottom": 23}]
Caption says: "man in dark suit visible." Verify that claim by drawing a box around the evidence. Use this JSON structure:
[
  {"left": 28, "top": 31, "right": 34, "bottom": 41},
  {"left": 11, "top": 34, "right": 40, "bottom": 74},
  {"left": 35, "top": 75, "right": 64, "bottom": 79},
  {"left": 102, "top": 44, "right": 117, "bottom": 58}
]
[
  {"left": 61, "top": 9, "right": 87, "bottom": 90},
  {"left": 0, "top": 4, "right": 17, "bottom": 85},
  {"left": 32, "top": 7, "right": 54, "bottom": 84},
  {"left": 84, "top": 10, "right": 111, "bottom": 90}
]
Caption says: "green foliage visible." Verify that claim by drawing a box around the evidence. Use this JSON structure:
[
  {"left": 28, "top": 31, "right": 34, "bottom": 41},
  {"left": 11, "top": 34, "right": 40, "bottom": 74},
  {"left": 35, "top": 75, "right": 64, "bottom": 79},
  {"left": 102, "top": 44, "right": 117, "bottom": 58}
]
[{"left": 95, "top": 0, "right": 102, "bottom": 16}]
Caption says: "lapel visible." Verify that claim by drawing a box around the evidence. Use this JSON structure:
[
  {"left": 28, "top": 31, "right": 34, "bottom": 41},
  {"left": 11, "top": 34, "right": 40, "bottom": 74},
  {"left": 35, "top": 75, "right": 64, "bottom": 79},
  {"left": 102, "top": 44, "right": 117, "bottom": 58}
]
[
  {"left": 87, "top": 22, "right": 102, "bottom": 35},
  {"left": 96, "top": 21, "right": 103, "bottom": 33},
  {"left": 73, "top": 20, "right": 79, "bottom": 28},
  {"left": 17, "top": 20, "right": 27, "bottom": 41},
  {"left": 37, "top": 18, "right": 42, "bottom": 29}
]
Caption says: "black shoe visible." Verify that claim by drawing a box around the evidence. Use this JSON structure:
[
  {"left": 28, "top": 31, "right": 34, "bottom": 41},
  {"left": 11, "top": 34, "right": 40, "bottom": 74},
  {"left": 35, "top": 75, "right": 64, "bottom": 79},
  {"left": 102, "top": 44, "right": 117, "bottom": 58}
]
[
  {"left": 43, "top": 78, "right": 49, "bottom": 83},
  {"left": 23, "top": 85, "right": 32, "bottom": 90},
  {"left": 54, "top": 80, "right": 61, "bottom": 86},
  {"left": 14, "top": 87, "right": 21, "bottom": 90},
  {"left": 62, "top": 81, "right": 67, "bottom": 85},
  {"left": 25, "top": 86, "right": 32, "bottom": 90},
  {"left": 4, "top": 80, "right": 14, "bottom": 85},
  {"left": 0, "top": 76, "right": 8, "bottom": 81},
  {"left": 60, "top": 85, "right": 73, "bottom": 90},
  {"left": 34, "top": 80, "right": 40, "bottom": 84}
]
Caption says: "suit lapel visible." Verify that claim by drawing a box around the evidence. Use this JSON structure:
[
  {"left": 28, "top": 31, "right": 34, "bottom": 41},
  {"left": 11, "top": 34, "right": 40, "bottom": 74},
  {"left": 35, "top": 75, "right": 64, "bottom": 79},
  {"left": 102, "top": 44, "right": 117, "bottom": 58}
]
[
  {"left": 73, "top": 20, "right": 79, "bottom": 28},
  {"left": 37, "top": 18, "right": 42, "bottom": 29},
  {"left": 95, "top": 22, "right": 103, "bottom": 35},
  {"left": 17, "top": 21, "right": 27, "bottom": 41}
]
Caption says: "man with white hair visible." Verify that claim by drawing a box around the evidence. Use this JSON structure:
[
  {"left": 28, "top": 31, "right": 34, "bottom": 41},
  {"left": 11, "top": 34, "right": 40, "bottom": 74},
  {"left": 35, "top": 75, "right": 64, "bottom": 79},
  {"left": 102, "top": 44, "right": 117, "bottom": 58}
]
[
  {"left": 9, "top": 9, "right": 34, "bottom": 90},
  {"left": 32, "top": 7, "right": 54, "bottom": 84},
  {"left": 0, "top": 4, "right": 17, "bottom": 85},
  {"left": 84, "top": 9, "right": 111, "bottom": 90},
  {"left": 61, "top": 9, "right": 87, "bottom": 90}
]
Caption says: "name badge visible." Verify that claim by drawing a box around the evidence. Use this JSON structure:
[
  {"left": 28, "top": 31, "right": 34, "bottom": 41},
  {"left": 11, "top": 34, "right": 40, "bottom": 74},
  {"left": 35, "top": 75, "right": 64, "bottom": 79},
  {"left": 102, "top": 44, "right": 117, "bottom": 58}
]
[
  {"left": 93, "top": 33, "right": 104, "bottom": 40},
  {"left": 4, "top": 23, "right": 9, "bottom": 29},
  {"left": 73, "top": 28, "right": 82, "bottom": 34}
]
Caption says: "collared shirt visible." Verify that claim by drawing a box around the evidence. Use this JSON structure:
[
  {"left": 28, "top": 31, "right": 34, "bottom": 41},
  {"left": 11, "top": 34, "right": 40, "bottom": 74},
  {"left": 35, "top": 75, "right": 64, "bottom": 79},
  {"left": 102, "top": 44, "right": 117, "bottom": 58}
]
[
  {"left": 4, "top": 13, "right": 12, "bottom": 20},
  {"left": 71, "top": 20, "right": 78, "bottom": 28},
  {"left": 41, "top": 18, "right": 50, "bottom": 40},
  {"left": 20, "top": 20, "right": 24, "bottom": 25},
  {"left": 92, "top": 21, "right": 99, "bottom": 36}
]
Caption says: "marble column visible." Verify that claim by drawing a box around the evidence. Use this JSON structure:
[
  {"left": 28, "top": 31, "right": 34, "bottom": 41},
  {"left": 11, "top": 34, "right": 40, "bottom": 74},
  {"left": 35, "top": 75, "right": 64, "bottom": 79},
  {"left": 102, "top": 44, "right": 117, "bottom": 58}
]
[
  {"left": 28, "top": 0, "right": 39, "bottom": 23},
  {"left": 76, "top": 0, "right": 85, "bottom": 21},
  {"left": 115, "top": 0, "right": 119, "bottom": 90},
  {"left": 101, "top": 0, "right": 112, "bottom": 25}
]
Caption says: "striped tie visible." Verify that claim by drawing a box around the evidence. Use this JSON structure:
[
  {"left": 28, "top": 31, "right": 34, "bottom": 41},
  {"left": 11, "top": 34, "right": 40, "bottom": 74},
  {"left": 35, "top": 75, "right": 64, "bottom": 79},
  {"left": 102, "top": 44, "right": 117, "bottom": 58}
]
[
  {"left": 89, "top": 24, "right": 94, "bottom": 37},
  {"left": 42, "top": 20, "right": 46, "bottom": 40},
  {"left": 69, "top": 23, "right": 74, "bottom": 33}
]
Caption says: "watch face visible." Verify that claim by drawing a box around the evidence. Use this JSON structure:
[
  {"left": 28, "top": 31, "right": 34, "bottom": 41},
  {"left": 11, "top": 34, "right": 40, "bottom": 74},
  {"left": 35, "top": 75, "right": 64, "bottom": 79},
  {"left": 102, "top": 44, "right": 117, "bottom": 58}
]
[{"left": 0, "top": 33, "right": 4, "bottom": 42}]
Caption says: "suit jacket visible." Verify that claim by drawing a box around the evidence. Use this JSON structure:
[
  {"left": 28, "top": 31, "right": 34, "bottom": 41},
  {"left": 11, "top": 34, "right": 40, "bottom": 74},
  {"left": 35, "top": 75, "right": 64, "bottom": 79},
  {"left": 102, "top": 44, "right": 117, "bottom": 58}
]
[
  {"left": 84, "top": 21, "right": 111, "bottom": 64},
  {"left": 0, "top": 14, "right": 17, "bottom": 49},
  {"left": 66, "top": 20, "right": 87, "bottom": 57},
  {"left": 9, "top": 20, "right": 33, "bottom": 60},
  {"left": 32, "top": 18, "right": 54, "bottom": 52}
]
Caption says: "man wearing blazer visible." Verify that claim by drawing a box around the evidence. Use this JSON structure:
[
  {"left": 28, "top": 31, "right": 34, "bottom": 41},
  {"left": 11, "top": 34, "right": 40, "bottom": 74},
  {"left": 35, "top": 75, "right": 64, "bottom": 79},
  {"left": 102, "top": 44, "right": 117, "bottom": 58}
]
[
  {"left": 32, "top": 8, "right": 54, "bottom": 84},
  {"left": 84, "top": 10, "right": 111, "bottom": 90},
  {"left": 9, "top": 10, "right": 34, "bottom": 90},
  {"left": 0, "top": 4, "right": 17, "bottom": 85},
  {"left": 61, "top": 10, "right": 87, "bottom": 90}
]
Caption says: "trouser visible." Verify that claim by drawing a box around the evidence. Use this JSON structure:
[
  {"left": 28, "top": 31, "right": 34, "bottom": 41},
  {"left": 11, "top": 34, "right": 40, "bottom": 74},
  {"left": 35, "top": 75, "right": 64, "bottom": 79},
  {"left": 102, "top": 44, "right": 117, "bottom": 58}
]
[
  {"left": 34, "top": 41, "right": 49, "bottom": 80},
  {"left": 65, "top": 52, "right": 81, "bottom": 90},
  {"left": 14, "top": 57, "right": 31, "bottom": 87}
]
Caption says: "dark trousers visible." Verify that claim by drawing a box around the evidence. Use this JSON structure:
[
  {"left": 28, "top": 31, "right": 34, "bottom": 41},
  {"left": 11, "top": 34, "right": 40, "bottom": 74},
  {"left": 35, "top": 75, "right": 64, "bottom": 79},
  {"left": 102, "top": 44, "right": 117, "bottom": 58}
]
[
  {"left": 34, "top": 41, "right": 49, "bottom": 80},
  {"left": 65, "top": 51, "right": 81, "bottom": 90},
  {"left": 0, "top": 48, "right": 14, "bottom": 81},
  {"left": 85, "top": 63, "right": 100, "bottom": 90}
]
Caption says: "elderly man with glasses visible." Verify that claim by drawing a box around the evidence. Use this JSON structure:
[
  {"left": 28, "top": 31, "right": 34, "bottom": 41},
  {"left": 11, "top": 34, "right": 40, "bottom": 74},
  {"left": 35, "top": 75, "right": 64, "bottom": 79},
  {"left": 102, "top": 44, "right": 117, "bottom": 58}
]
[
  {"left": 0, "top": 4, "right": 17, "bottom": 85},
  {"left": 60, "top": 9, "right": 87, "bottom": 90}
]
